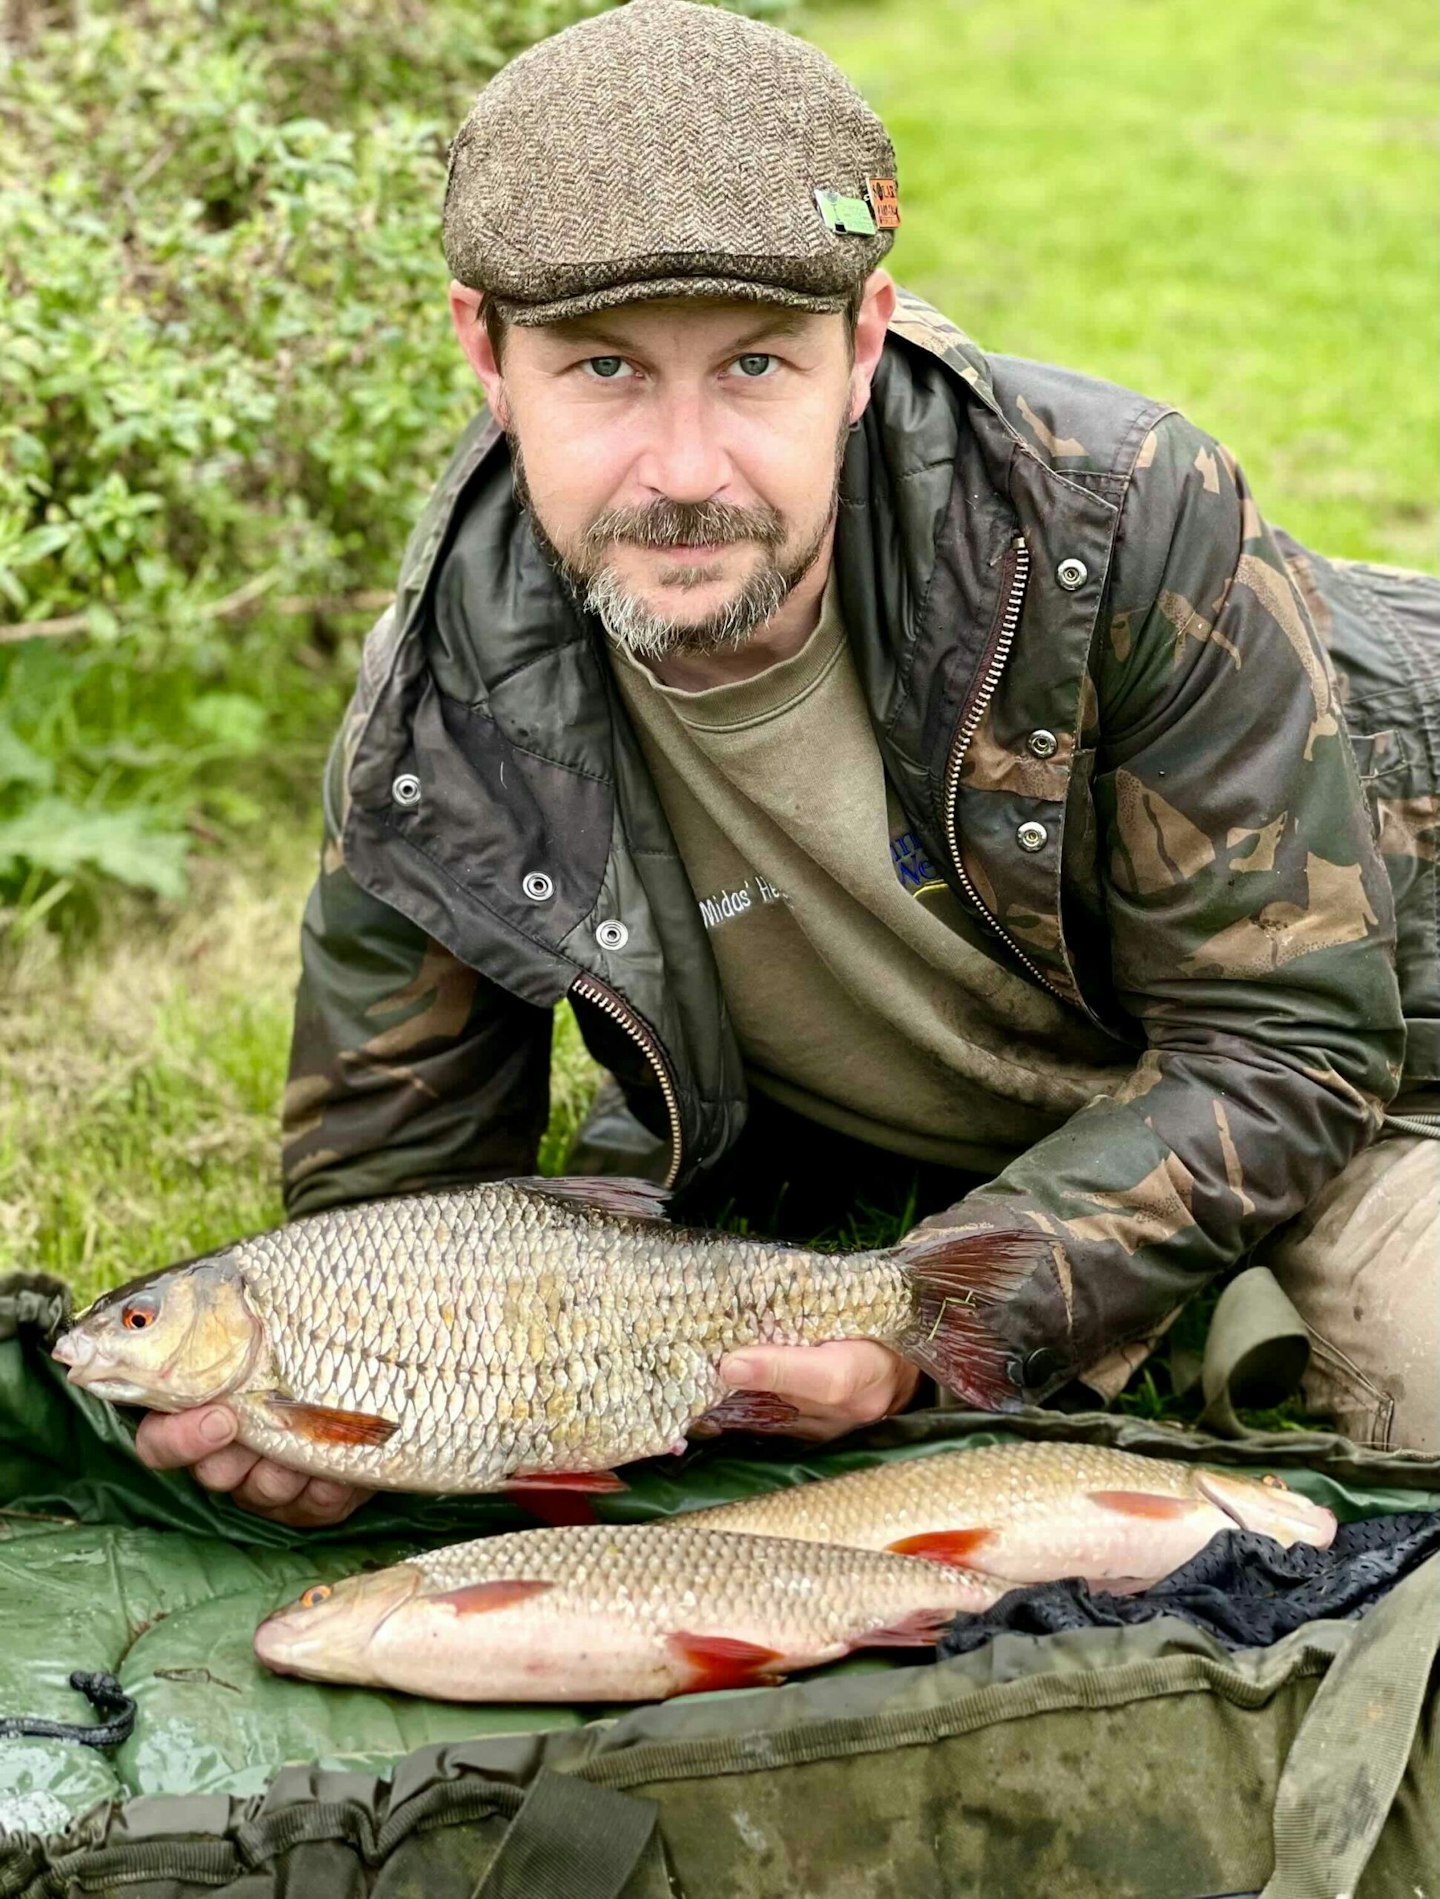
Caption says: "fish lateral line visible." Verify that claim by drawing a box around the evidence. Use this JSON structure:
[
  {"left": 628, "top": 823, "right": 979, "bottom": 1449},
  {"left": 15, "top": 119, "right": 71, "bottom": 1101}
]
[{"left": 264, "top": 1395, "right": 400, "bottom": 1447}]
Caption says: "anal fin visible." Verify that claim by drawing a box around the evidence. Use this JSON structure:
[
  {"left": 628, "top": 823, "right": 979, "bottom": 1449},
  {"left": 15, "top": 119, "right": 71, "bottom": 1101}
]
[
  {"left": 265, "top": 1395, "right": 398, "bottom": 1447},
  {"left": 690, "top": 1391, "right": 801, "bottom": 1437},
  {"left": 667, "top": 1632, "right": 787, "bottom": 1693},
  {"left": 858, "top": 1606, "right": 955, "bottom": 1649}
]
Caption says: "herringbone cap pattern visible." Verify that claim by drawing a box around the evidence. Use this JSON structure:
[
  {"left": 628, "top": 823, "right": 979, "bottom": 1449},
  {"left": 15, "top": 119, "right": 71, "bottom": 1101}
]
[{"left": 443, "top": 0, "right": 897, "bottom": 324}]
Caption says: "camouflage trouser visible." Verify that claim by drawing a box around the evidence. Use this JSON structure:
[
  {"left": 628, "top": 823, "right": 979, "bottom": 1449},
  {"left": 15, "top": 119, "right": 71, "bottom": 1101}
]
[{"left": 1257, "top": 1131, "right": 1440, "bottom": 1454}]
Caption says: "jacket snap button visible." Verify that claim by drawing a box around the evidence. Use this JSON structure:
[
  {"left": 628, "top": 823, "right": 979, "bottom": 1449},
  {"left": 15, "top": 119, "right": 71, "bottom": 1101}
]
[
  {"left": 1017, "top": 820, "right": 1049, "bottom": 852},
  {"left": 596, "top": 919, "right": 629, "bottom": 950},
  {"left": 391, "top": 773, "right": 421, "bottom": 808},
  {"left": 1027, "top": 728, "right": 1058, "bottom": 759},
  {"left": 1056, "top": 557, "right": 1088, "bottom": 591},
  {"left": 521, "top": 871, "right": 555, "bottom": 902}
]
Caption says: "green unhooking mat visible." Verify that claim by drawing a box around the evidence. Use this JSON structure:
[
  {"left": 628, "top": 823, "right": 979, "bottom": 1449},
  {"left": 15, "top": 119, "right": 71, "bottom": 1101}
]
[{"left": 1, "top": 1269, "right": 1439, "bottom": 1897}]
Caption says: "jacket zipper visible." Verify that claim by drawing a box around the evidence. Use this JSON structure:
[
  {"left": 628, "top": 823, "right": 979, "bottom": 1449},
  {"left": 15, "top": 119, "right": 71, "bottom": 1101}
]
[
  {"left": 941, "top": 535, "right": 1068, "bottom": 1001},
  {"left": 569, "top": 973, "right": 685, "bottom": 1187}
]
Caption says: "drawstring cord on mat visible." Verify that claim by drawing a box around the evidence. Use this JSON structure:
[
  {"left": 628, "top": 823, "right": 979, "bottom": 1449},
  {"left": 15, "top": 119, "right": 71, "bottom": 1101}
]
[{"left": 0, "top": 1671, "right": 135, "bottom": 1748}]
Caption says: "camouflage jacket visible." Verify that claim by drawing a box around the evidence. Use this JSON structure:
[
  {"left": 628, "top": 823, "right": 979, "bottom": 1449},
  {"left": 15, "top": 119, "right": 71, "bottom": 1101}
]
[{"left": 282, "top": 287, "right": 1439, "bottom": 1401}]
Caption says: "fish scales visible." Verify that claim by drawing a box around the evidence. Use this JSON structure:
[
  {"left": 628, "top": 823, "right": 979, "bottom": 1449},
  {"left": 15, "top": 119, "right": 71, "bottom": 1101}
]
[
  {"left": 56, "top": 1179, "right": 1046, "bottom": 1491},
  {"left": 238, "top": 1192, "right": 913, "bottom": 1491},
  {"left": 59, "top": 1181, "right": 928, "bottom": 1493},
  {"left": 254, "top": 1524, "right": 1005, "bottom": 1702},
  {"left": 687, "top": 1442, "right": 1337, "bottom": 1586}
]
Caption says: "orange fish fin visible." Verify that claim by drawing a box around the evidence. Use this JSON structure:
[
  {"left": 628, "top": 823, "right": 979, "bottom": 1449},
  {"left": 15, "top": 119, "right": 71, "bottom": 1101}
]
[
  {"left": 499, "top": 1471, "right": 626, "bottom": 1528},
  {"left": 432, "top": 1578, "right": 555, "bottom": 1615},
  {"left": 1088, "top": 1490, "right": 1198, "bottom": 1520},
  {"left": 691, "top": 1391, "right": 801, "bottom": 1437},
  {"left": 897, "top": 1228, "right": 1051, "bottom": 1408},
  {"left": 512, "top": 1176, "right": 673, "bottom": 1223},
  {"left": 858, "top": 1606, "right": 955, "bottom": 1648},
  {"left": 886, "top": 1528, "right": 994, "bottom": 1566},
  {"left": 265, "top": 1395, "right": 398, "bottom": 1447},
  {"left": 499, "top": 1469, "right": 628, "bottom": 1492},
  {"left": 667, "top": 1632, "right": 786, "bottom": 1693}
]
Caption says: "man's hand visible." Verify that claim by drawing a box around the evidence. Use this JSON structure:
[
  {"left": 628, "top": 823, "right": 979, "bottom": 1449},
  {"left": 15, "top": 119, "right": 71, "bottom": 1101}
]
[
  {"left": 717, "top": 1340, "right": 920, "bottom": 1442},
  {"left": 135, "top": 1406, "right": 373, "bottom": 1527}
]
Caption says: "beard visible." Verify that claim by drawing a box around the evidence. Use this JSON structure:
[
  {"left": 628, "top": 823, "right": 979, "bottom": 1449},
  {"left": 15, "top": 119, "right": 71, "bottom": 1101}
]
[{"left": 507, "top": 410, "right": 853, "bottom": 665}]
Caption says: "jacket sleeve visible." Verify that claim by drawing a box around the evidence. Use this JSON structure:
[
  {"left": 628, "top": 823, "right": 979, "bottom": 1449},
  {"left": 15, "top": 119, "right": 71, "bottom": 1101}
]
[
  {"left": 282, "top": 681, "right": 553, "bottom": 1219},
  {"left": 913, "top": 412, "right": 1407, "bottom": 1397}
]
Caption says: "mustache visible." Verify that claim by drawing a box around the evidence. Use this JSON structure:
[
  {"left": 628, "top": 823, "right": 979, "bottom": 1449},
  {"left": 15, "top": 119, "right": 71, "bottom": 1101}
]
[{"left": 581, "top": 497, "right": 785, "bottom": 553}]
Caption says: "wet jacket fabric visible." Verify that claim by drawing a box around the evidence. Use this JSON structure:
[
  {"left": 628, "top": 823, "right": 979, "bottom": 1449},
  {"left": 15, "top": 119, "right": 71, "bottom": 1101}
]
[{"left": 281, "top": 285, "right": 1438, "bottom": 1403}]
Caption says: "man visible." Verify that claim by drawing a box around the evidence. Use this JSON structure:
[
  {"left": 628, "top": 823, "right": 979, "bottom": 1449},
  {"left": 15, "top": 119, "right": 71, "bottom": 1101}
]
[{"left": 138, "top": 0, "right": 1440, "bottom": 1524}]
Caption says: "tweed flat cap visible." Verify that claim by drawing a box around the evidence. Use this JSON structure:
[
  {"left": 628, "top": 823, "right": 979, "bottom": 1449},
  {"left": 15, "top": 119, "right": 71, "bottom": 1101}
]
[{"left": 443, "top": 0, "right": 898, "bottom": 324}]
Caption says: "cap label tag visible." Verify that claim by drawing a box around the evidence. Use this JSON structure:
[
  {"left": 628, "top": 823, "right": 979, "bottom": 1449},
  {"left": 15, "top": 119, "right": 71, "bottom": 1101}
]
[
  {"left": 815, "top": 187, "right": 878, "bottom": 237},
  {"left": 865, "top": 177, "right": 901, "bottom": 229}
]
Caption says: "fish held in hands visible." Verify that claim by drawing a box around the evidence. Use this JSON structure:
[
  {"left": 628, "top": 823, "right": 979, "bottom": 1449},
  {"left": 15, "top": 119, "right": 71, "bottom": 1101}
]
[
  {"left": 50, "top": 1176, "right": 1042, "bottom": 1494},
  {"left": 690, "top": 1442, "right": 1337, "bottom": 1589},
  {"left": 253, "top": 1523, "right": 1004, "bottom": 1701}
]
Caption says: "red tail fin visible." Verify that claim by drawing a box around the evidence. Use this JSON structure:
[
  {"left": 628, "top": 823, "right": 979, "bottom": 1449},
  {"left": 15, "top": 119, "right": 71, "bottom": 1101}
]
[{"left": 895, "top": 1228, "right": 1049, "bottom": 1409}]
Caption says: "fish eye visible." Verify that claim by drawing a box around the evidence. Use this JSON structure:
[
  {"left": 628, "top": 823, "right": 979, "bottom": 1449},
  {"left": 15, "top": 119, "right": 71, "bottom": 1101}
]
[
  {"left": 299, "top": 1584, "right": 333, "bottom": 1610},
  {"left": 122, "top": 1295, "right": 159, "bottom": 1331},
  {"left": 1261, "top": 1474, "right": 1288, "bottom": 1490}
]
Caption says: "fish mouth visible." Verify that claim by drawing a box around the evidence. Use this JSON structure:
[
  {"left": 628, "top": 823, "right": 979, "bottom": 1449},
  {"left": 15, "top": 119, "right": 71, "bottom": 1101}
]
[
  {"left": 255, "top": 1573, "right": 422, "bottom": 1682},
  {"left": 75, "top": 1377, "right": 153, "bottom": 1404},
  {"left": 1194, "top": 1471, "right": 1337, "bottom": 1548},
  {"left": 52, "top": 1337, "right": 151, "bottom": 1404},
  {"left": 51, "top": 1333, "right": 87, "bottom": 1370}
]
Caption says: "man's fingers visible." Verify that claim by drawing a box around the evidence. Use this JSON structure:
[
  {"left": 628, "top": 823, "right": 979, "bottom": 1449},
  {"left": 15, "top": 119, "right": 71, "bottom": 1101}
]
[
  {"left": 134, "top": 1405, "right": 237, "bottom": 1471},
  {"left": 191, "top": 1445, "right": 263, "bottom": 1493},
  {"left": 722, "top": 1340, "right": 900, "bottom": 1410},
  {"left": 233, "top": 1460, "right": 312, "bottom": 1513},
  {"left": 269, "top": 1481, "right": 374, "bottom": 1528}
]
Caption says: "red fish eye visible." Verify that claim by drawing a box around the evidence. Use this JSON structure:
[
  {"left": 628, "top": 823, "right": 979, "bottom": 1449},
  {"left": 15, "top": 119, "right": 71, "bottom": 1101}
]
[
  {"left": 299, "top": 1584, "right": 333, "bottom": 1610},
  {"left": 122, "top": 1297, "right": 158, "bottom": 1331}
]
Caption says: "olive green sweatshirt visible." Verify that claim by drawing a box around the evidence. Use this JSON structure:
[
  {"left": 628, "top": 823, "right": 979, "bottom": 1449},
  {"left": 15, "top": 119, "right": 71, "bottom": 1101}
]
[{"left": 608, "top": 571, "right": 1132, "bottom": 1175}]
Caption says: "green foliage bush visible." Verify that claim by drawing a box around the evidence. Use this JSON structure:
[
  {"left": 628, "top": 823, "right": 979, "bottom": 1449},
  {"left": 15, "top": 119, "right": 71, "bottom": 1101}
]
[{"left": 0, "top": 0, "right": 790, "bottom": 925}]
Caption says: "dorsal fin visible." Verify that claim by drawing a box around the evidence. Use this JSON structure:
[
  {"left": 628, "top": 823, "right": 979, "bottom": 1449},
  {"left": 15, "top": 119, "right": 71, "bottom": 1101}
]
[{"left": 510, "top": 1176, "right": 673, "bottom": 1223}]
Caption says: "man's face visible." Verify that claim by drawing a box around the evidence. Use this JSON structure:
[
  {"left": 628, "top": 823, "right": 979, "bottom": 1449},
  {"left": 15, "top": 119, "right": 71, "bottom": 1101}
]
[{"left": 472, "top": 299, "right": 860, "bottom": 661}]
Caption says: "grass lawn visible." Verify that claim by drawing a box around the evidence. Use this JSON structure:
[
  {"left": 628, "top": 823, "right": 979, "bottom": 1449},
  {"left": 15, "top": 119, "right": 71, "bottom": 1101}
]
[{"left": 3, "top": 0, "right": 1435, "bottom": 1380}]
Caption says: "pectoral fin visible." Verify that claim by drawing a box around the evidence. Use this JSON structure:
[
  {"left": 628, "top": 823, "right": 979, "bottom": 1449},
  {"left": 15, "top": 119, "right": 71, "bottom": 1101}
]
[
  {"left": 265, "top": 1395, "right": 399, "bottom": 1447},
  {"left": 431, "top": 1579, "right": 554, "bottom": 1615},
  {"left": 1088, "top": 1491, "right": 1199, "bottom": 1519}
]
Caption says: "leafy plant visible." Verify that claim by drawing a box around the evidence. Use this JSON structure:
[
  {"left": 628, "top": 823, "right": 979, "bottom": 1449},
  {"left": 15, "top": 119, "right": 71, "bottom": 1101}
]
[{"left": 0, "top": 0, "right": 792, "bottom": 928}]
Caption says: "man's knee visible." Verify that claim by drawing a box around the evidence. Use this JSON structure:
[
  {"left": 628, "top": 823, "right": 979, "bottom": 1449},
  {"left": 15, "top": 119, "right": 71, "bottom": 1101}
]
[{"left": 1260, "top": 1133, "right": 1440, "bottom": 1452}]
